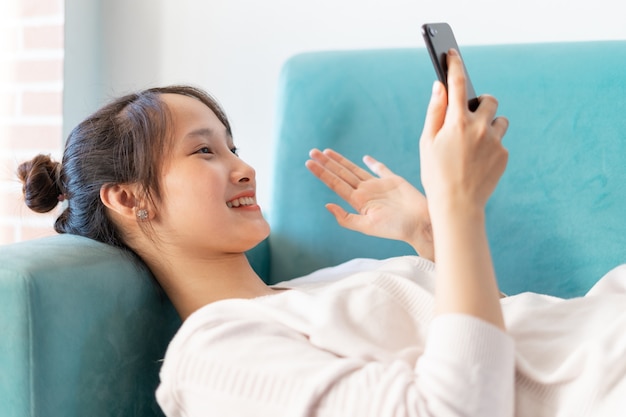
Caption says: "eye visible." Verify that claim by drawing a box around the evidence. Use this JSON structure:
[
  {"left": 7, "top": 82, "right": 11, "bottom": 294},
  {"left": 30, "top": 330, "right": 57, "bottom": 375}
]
[
  {"left": 230, "top": 147, "right": 239, "bottom": 156},
  {"left": 195, "top": 146, "right": 212, "bottom": 155}
]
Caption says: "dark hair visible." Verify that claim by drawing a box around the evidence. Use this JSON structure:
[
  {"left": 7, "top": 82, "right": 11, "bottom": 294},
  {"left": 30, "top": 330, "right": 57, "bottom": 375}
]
[{"left": 18, "top": 85, "right": 231, "bottom": 253}]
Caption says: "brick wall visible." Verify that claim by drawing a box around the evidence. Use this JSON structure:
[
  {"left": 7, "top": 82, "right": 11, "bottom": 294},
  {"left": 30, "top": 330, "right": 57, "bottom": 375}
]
[{"left": 0, "top": 0, "right": 64, "bottom": 245}]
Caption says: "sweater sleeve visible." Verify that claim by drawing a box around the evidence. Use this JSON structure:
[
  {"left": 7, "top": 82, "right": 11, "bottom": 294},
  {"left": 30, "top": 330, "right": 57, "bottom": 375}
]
[
  {"left": 156, "top": 307, "right": 513, "bottom": 417},
  {"left": 415, "top": 315, "right": 514, "bottom": 416}
]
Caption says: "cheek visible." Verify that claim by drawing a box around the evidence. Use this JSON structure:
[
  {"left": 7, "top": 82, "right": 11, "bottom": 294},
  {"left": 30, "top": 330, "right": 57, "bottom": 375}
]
[{"left": 160, "top": 168, "right": 224, "bottom": 217}]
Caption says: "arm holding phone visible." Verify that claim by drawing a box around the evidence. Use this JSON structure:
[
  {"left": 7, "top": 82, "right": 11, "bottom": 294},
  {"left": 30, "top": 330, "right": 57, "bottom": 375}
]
[
  {"left": 421, "top": 23, "right": 509, "bottom": 325},
  {"left": 420, "top": 48, "right": 509, "bottom": 330}
]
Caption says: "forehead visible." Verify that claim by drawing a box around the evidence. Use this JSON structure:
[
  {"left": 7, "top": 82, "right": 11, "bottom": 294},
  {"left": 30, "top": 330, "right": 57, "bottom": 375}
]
[{"left": 160, "top": 93, "right": 226, "bottom": 138}]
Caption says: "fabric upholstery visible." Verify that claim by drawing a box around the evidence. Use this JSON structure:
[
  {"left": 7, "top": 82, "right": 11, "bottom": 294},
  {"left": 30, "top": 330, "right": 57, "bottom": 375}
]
[
  {"left": 268, "top": 41, "right": 626, "bottom": 297},
  {"left": 0, "top": 235, "right": 180, "bottom": 417}
]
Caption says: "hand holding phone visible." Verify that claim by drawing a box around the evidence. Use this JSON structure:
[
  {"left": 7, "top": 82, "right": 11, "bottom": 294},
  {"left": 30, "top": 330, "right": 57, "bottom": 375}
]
[{"left": 421, "top": 23, "right": 479, "bottom": 111}]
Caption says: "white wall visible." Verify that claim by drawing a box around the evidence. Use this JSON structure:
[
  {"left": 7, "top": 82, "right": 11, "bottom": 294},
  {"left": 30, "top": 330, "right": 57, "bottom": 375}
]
[{"left": 64, "top": 0, "right": 626, "bottom": 213}]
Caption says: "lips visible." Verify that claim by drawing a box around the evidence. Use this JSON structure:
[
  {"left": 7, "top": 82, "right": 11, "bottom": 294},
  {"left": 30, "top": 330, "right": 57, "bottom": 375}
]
[{"left": 226, "top": 196, "right": 256, "bottom": 208}]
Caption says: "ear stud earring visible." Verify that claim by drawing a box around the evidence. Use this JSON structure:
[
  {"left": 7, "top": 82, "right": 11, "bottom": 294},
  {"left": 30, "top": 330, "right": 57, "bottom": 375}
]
[{"left": 136, "top": 209, "right": 149, "bottom": 221}]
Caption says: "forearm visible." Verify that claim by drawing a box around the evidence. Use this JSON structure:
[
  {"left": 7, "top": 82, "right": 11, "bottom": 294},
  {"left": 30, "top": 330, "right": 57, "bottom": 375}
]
[{"left": 430, "top": 202, "right": 505, "bottom": 330}]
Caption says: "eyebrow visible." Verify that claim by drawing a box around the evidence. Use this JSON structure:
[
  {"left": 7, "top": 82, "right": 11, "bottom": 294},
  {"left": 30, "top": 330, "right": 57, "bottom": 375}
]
[
  {"left": 186, "top": 128, "right": 214, "bottom": 139},
  {"left": 185, "top": 127, "right": 232, "bottom": 141}
]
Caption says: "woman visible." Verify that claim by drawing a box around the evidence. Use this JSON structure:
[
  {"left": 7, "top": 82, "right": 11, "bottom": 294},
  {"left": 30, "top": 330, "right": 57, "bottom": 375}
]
[{"left": 18, "top": 51, "right": 624, "bottom": 416}]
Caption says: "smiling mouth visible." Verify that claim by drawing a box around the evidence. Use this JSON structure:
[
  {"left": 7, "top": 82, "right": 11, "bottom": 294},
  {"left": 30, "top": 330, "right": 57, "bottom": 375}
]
[{"left": 226, "top": 196, "right": 256, "bottom": 208}]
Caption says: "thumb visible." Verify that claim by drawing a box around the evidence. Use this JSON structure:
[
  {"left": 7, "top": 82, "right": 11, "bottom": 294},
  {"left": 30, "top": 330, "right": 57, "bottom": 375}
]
[
  {"left": 326, "top": 203, "right": 361, "bottom": 232},
  {"left": 421, "top": 81, "right": 447, "bottom": 141}
]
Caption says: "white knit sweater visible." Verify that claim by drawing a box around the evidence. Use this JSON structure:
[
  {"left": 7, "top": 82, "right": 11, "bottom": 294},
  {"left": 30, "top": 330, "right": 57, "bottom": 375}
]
[{"left": 156, "top": 256, "right": 626, "bottom": 417}]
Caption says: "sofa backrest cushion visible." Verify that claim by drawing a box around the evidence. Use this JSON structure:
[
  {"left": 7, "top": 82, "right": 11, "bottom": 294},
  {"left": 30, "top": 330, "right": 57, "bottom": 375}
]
[{"left": 268, "top": 41, "right": 626, "bottom": 298}]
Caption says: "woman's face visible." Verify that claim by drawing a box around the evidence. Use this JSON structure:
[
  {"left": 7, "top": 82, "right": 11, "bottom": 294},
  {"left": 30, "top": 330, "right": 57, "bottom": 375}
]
[{"left": 152, "top": 93, "right": 270, "bottom": 257}]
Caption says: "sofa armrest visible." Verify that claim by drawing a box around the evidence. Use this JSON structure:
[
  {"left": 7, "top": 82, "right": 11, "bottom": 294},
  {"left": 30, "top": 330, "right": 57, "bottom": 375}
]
[{"left": 0, "top": 234, "right": 180, "bottom": 417}]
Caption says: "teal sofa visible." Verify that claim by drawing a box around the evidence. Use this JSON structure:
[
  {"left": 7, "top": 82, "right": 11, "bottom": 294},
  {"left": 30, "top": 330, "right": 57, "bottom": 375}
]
[{"left": 2, "top": 41, "right": 626, "bottom": 416}]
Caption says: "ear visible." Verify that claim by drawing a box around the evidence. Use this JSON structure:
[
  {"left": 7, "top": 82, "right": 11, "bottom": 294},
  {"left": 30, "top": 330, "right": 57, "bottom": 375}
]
[{"left": 100, "top": 183, "right": 152, "bottom": 221}]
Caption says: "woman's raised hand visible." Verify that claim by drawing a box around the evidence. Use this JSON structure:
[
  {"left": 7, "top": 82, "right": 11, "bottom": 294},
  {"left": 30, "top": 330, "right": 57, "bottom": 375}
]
[
  {"left": 305, "top": 148, "right": 434, "bottom": 261},
  {"left": 419, "top": 48, "right": 509, "bottom": 216}
]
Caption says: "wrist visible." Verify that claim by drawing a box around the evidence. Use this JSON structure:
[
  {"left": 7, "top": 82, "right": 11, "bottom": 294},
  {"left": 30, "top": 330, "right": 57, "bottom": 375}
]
[
  {"left": 427, "top": 195, "right": 487, "bottom": 229},
  {"left": 408, "top": 221, "right": 435, "bottom": 261}
]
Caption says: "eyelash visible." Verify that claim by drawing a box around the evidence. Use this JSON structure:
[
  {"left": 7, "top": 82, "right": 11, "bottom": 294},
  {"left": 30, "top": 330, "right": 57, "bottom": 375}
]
[
  {"left": 196, "top": 147, "right": 212, "bottom": 154},
  {"left": 195, "top": 146, "right": 239, "bottom": 156}
]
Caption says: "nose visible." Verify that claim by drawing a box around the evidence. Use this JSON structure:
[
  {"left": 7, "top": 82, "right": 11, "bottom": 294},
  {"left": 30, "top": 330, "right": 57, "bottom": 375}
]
[{"left": 231, "top": 156, "right": 255, "bottom": 184}]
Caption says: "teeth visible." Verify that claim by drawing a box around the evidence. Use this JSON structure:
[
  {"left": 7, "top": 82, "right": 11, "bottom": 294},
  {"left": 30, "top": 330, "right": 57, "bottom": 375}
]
[{"left": 226, "top": 197, "right": 255, "bottom": 208}]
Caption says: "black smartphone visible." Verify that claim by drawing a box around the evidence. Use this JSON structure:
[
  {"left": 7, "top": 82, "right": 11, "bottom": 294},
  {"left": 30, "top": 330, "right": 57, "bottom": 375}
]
[{"left": 421, "top": 22, "right": 479, "bottom": 111}]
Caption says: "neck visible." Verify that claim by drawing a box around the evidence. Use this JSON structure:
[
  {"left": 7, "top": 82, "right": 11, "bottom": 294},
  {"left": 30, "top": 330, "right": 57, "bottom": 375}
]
[{"left": 142, "top": 249, "right": 275, "bottom": 321}]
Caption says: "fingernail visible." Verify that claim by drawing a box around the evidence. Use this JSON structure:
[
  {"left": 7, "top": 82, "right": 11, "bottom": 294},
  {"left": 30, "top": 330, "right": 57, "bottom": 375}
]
[
  {"left": 432, "top": 81, "right": 442, "bottom": 96},
  {"left": 448, "top": 48, "right": 458, "bottom": 57}
]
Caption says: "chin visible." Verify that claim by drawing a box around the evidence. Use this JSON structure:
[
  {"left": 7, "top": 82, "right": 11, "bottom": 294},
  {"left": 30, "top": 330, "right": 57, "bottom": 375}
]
[{"left": 245, "top": 222, "right": 271, "bottom": 250}]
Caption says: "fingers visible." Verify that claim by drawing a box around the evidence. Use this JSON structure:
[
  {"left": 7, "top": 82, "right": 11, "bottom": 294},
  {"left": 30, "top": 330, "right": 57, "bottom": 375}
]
[
  {"left": 445, "top": 49, "right": 469, "bottom": 118},
  {"left": 446, "top": 50, "right": 509, "bottom": 142},
  {"left": 491, "top": 115, "right": 510, "bottom": 140},
  {"left": 475, "top": 95, "right": 510, "bottom": 141},
  {"left": 325, "top": 203, "right": 351, "bottom": 227},
  {"left": 421, "top": 80, "right": 448, "bottom": 141},
  {"left": 307, "top": 148, "right": 373, "bottom": 188},
  {"left": 362, "top": 155, "right": 396, "bottom": 178},
  {"left": 325, "top": 203, "right": 369, "bottom": 234},
  {"left": 306, "top": 149, "right": 366, "bottom": 202}
]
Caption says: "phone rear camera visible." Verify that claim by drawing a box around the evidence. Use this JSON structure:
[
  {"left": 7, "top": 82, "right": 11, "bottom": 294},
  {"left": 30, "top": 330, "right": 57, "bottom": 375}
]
[{"left": 429, "top": 27, "right": 437, "bottom": 37}]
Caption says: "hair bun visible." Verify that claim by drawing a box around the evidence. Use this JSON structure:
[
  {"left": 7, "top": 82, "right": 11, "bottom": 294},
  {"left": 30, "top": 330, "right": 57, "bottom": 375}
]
[{"left": 17, "top": 154, "right": 64, "bottom": 213}]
